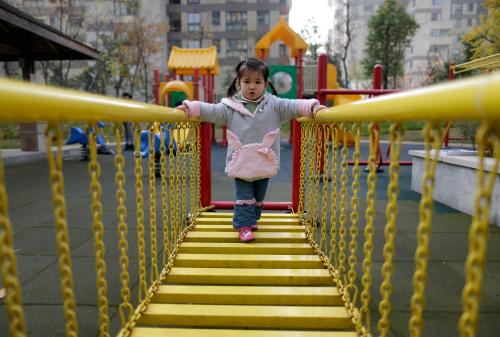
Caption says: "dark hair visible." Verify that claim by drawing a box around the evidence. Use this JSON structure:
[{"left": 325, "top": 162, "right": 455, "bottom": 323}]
[
  {"left": 121, "top": 92, "right": 132, "bottom": 99},
  {"left": 226, "top": 57, "right": 278, "bottom": 97}
]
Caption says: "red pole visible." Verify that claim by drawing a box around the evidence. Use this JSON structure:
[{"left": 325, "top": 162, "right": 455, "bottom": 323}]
[
  {"left": 317, "top": 54, "right": 327, "bottom": 104},
  {"left": 372, "top": 64, "right": 384, "bottom": 169},
  {"left": 165, "top": 73, "right": 170, "bottom": 107},
  {"left": 203, "top": 75, "right": 207, "bottom": 101},
  {"left": 154, "top": 66, "right": 159, "bottom": 105},
  {"left": 200, "top": 122, "right": 212, "bottom": 207},
  {"left": 193, "top": 68, "right": 199, "bottom": 100}
]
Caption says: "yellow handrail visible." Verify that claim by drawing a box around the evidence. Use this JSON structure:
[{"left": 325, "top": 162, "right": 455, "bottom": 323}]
[
  {"left": 0, "top": 78, "right": 186, "bottom": 122},
  {"left": 307, "top": 73, "right": 500, "bottom": 123}
]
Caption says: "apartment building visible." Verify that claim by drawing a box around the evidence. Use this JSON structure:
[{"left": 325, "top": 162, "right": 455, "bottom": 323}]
[
  {"left": 166, "top": 0, "right": 291, "bottom": 93},
  {"left": 330, "top": 0, "right": 485, "bottom": 88}
]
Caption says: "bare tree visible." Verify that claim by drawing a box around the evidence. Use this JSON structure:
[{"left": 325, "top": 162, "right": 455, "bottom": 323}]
[{"left": 337, "top": 0, "right": 352, "bottom": 88}]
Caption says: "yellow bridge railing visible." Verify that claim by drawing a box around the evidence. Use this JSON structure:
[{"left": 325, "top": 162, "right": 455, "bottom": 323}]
[
  {"left": 0, "top": 78, "right": 200, "bottom": 337},
  {"left": 1, "top": 72, "right": 499, "bottom": 337},
  {"left": 298, "top": 72, "right": 500, "bottom": 337}
]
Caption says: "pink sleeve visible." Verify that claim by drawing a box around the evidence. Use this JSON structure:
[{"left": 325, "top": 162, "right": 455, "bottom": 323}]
[
  {"left": 297, "top": 99, "right": 320, "bottom": 117},
  {"left": 182, "top": 100, "right": 201, "bottom": 118}
]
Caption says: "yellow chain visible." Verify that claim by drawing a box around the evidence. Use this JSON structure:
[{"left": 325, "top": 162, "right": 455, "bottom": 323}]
[
  {"left": 305, "top": 124, "right": 316, "bottom": 234},
  {"left": 196, "top": 124, "right": 202, "bottom": 212},
  {"left": 338, "top": 124, "right": 349, "bottom": 282},
  {"left": 360, "top": 123, "right": 379, "bottom": 334},
  {"left": 329, "top": 124, "right": 339, "bottom": 265},
  {"left": 319, "top": 125, "right": 331, "bottom": 251},
  {"left": 87, "top": 124, "right": 110, "bottom": 337},
  {"left": 133, "top": 123, "right": 148, "bottom": 302},
  {"left": 298, "top": 122, "right": 307, "bottom": 215},
  {"left": 148, "top": 126, "right": 159, "bottom": 282},
  {"left": 189, "top": 123, "right": 197, "bottom": 220},
  {"left": 0, "top": 135, "right": 27, "bottom": 337},
  {"left": 459, "top": 122, "right": 500, "bottom": 337},
  {"left": 180, "top": 123, "right": 189, "bottom": 232},
  {"left": 408, "top": 122, "right": 442, "bottom": 337},
  {"left": 346, "top": 123, "right": 361, "bottom": 309},
  {"left": 174, "top": 125, "right": 182, "bottom": 243},
  {"left": 113, "top": 122, "right": 133, "bottom": 328},
  {"left": 312, "top": 123, "right": 323, "bottom": 243},
  {"left": 168, "top": 126, "right": 177, "bottom": 250},
  {"left": 159, "top": 125, "right": 170, "bottom": 266},
  {"left": 46, "top": 123, "right": 78, "bottom": 337},
  {"left": 377, "top": 123, "right": 403, "bottom": 337}
]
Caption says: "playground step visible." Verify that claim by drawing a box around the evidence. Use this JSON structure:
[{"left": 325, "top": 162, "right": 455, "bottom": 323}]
[
  {"left": 196, "top": 217, "right": 301, "bottom": 226},
  {"left": 178, "top": 242, "right": 314, "bottom": 255},
  {"left": 163, "top": 267, "right": 333, "bottom": 285},
  {"left": 153, "top": 285, "right": 342, "bottom": 305},
  {"left": 130, "top": 327, "right": 357, "bottom": 337},
  {"left": 199, "top": 212, "right": 299, "bottom": 219},
  {"left": 173, "top": 253, "right": 323, "bottom": 269},
  {"left": 184, "top": 231, "right": 307, "bottom": 243},
  {"left": 136, "top": 303, "right": 353, "bottom": 330},
  {"left": 193, "top": 224, "right": 305, "bottom": 232}
]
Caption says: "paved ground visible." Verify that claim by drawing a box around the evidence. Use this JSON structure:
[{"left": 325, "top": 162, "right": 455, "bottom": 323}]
[{"left": 1, "top": 141, "right": 499, "bottom": 337}]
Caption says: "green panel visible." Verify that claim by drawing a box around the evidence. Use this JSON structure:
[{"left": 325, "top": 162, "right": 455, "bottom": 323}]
[
  {"left": 268, "top": 65, "right": 297, "bottom": 99},
  {"left": 170, "top": 91, "right": 187, "bottom": 107}
]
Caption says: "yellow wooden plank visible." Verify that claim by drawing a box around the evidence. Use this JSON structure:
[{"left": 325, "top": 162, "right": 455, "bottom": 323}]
[
  {"left": 174, "top": 253, "right": 323, "bottom": 269},
  {"left": 196, "top": 217, "right": 301, "bottom": 225},
  {"left": 193, "top": 224, "right": 305, "bottom": 232},
  {"left": 184, "top": 231, "right": 307, "bottom": 243},
  {"left": 199, "top": 212, "right": 299, "bottom": 218},
  {"left": 163, "top": 267, "right": 334, "bottom": 285},
  {"left": 179, "top": 242, "right": 314, "bottom": 255},
  {"left": 153, "top": 285, "right": 342, "bottom": 305},
  {"left": 130, "top": 327, "right": 357, "bottom": 337},
  {"left": 137, "top": 303, "right": 353, "bottom": 329}
]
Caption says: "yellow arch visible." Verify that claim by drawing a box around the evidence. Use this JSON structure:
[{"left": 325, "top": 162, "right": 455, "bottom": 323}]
[
  {"left": 159, "top": 81, "right": 193, "bottom": 106},
  {"left": 255, "top": 16, "right": 308, "bottom": 59}
]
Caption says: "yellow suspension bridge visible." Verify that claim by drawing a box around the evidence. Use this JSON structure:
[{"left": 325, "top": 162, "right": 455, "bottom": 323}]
[{"left": 0, "top": 72, "right": 499, "bottom": 337}]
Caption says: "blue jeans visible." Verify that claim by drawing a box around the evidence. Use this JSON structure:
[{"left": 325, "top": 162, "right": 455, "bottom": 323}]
[{"left": 233, "top": 178, "right": 269, "bottom": 229}]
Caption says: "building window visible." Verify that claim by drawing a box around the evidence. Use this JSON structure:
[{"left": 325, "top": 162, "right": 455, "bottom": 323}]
[
  {"left": 467, "top": 17, "right": 473, "bottom": 26},
  {"left": 213, "top": 38, "right": 221, "bottom": 53},
  {"left": 431, "top": 12, "right": 441, "bottom": 21},
  {"left": 468, "top": 2, "right": 474, "bottom": 12},
  {"left": 430, "top": 28, "right": 440, "bottom": 37},
  {"left": 69, "top": 0, "right": 81, "bottom": 7},
  {"left": 257, "top": 11, "right": 270, "bottom": 26},
  {"left": 187, "top": 40, "right": 201, "bottom": 48},
  {"left": 431, "top": 0, "right": 443, "bottom": 5},
  {"left": 188, "top": 0, "right": 200, "bottom": 3},
  {"left": 188, "top": 12, "right": 201, "bottom": 32},
  {"left": 226, "top": 11, "right": 247, "bottom": 31},
  {"left": 169, "top": 0, "right": 180, "bottom": 4},
  {"left": 227, "top": 39, "right": 248, "bottom": 57},
  {"left": 429, "top": 45, "right": 439, "bottom": 53},
  {"left": 212, "top": 11, "right": 220, "bottom": 25},
  {"left": 169, "top": 13, "right": 181, "bottom": 32},
  {"left": 168, "top": 39, "right": 182, "bottom": 53},
  {"left": 114, "top": 1, "right": 135, "bottom": 16},
  {"left": 453, "top": 18, "right": 462, "bottom": 27},
  {"left": 49, "top": 15, "right": 59, "bottom": 27},
  {"left": 452, "top": 4, "right": 462, "bottom": 15}
]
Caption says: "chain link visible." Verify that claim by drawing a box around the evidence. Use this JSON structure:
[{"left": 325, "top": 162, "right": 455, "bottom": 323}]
[
  {"left": 133, "top": 123, "right": 148, "bottom": 302},
  {"left": 46, "top": 123, "right": 78, "bottom": 337},
  {"left": 113, "top": 122, "right": 133, "bottom": 328},
  {"left": 159, "top": 125, "right": 170, "bottom": 266},
  {"left": 148, "top": 126, "right": 159, "bottom": 282},
  {"left": 329, "top": 124, "right": 339, "bottom": 265},
  {"left": 459, "top": 122, "right": 500, "bottom": 337},
  {"left": 168, "top": 125, "right": 177, "bottom": 251},
  {"left": 338, "top": 124, "right": 349, "bottom": 283},
  {"left": 298, "top": 122, "right": 307, "bottom": 214},
  {"left": 360, "top": 123, "right": 379, "bottom": 334},
  {"left": 180, "top": 123, "right": 189, "bottom": 232},
  {"left": 0, "top": 132, "right": 27, "bottom": 337},
  {"left": 319, "top": 125, "right": 331, "bottom": 251},
  {"left": 87, "top": 124, "right": 110, "bottom": 337},
  {"left": 408, "top": 122, "right": 442, "bottom": 337}
]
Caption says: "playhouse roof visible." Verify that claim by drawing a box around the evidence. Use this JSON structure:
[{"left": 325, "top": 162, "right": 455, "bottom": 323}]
[
  {"left": 255, "top": 16, "right": 308, "bottom": 59},
  {"left": 168, "top": 46, "right": 219, "bottom": 76}
]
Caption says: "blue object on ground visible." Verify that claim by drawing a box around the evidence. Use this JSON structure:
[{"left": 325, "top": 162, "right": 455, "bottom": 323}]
[
  {"left": 66, "top": 127, "right": 106, "bottom": 146},
  {"left": 139, "top": 127, "right": 177, "bottom": 158}
]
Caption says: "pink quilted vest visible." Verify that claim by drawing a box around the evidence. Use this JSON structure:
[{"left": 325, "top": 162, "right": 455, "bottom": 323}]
[{"left": 227, "top": 128, "right": 279, "bottom": 181}]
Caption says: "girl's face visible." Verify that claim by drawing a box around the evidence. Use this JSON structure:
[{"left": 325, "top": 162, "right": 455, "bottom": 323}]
[{"left": 239, "top": 70, "right": 267, "bottom": 100}]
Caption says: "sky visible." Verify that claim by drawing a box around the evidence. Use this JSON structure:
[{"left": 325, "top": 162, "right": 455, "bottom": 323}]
[{"left": 289, "top": 0, "right": 332, "bottom": 47}]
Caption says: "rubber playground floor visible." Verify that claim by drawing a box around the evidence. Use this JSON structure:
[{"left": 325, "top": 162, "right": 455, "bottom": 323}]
[{"left": 1, "top": 141, "right": 499, "bottom": 337}]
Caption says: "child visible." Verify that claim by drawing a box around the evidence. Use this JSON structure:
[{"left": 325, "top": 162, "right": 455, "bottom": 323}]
[{"left": 177, "top": 58, "right": 325, "bottom": 242}]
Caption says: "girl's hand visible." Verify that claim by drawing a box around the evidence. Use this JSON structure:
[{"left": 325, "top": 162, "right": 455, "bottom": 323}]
[
  {"left": 177, "top": 104, "right": 188, "bottom": 113},
  {"left": 312, "top": 104, "right": 327, "bottom": 117}
]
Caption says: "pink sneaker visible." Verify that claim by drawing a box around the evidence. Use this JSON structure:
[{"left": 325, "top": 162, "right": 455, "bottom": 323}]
[
  {"left": 239, "top": 227, "right": 255, "bottom": 242},
  {"left": 250, "top": 224, "right": 258, "bottom": 231}
]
